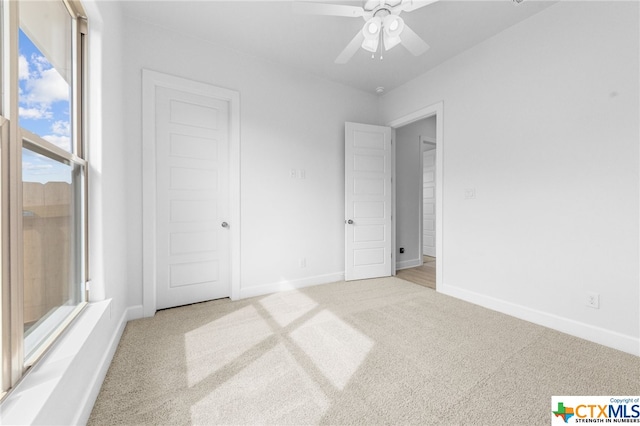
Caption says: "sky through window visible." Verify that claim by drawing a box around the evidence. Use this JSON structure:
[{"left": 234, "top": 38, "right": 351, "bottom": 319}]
[{"left": 19, "top": 28, "right": 72, "bottom": 183}]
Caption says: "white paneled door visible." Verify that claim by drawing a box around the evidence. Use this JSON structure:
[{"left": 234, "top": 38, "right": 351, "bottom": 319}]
[
  {"left": 345, "top": 122, "right": 392, "bottom": 281},
  {"left": 154, "top": 86, "right": 230, "bottom": 309},
  {"left": 422, "top": 149, "right": 436, "bottom": 257}
]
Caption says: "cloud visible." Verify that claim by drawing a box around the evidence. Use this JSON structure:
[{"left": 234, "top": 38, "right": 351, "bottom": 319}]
[
  {"left": 44, "top": 121, "right": 72, "bottom": 151},
  {"left": 24, "top": 67, "right": 69, "bottom": 105},
  {"left": 19, "top": 52, "right": 69, "bottom": 125},
  {"left": 51, "top": 120, "right": 70, "bottom": 136},
  {"left": 42, "top": 134, "right": 71, "bottom": 151},
  {"left": 19, "top": 106, "right": 52, "bottom": 120},
  {"left": 19, "top": 55, "right": 29, "bottom": 80},
  {"left": 23, "top": 162, "right": 53, "bottom": 172}
]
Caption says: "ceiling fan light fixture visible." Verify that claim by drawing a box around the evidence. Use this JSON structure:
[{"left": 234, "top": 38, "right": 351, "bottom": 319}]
[
  {"left": 381, "top": 15, "right": 404, "bottom": 51},
  {"left": 361, "top": 16, "right": 382, "bottom": 53},
  {"left": 362, "top": 37, "right": 379, "bottom": 53},
  {"left": 362, "top": 16, "right": 382, "bottom": 38},
  {"left": 383, "top": 15, "right": 404, "bottom": 37}
]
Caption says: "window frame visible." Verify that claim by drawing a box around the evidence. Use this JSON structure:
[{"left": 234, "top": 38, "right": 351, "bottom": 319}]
[{"left": 0, "top": 0, "right": 89, "bottom": 396}]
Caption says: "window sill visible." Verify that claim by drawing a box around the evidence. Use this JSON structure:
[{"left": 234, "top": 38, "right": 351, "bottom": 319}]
[
  {"left": 0, "top": 299, "right": 112, "bottom": 425},
  {"left": 24, "top": 303, "right": 86, "bottom": 365}
]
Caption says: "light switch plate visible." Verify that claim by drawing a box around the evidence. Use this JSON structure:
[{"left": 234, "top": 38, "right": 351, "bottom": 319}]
[{"left": 464, "top": 188, "right": 476, "bottom": 199}]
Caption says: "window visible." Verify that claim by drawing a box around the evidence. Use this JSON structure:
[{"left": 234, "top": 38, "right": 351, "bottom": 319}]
[{"left": 0, "top": 0, "right": 88, "bottom": 395}]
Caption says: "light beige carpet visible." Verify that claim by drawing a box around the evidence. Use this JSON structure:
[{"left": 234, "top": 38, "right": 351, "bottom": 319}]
[{"left": 89, "top": 277, "right": 639, "bottom": 425}]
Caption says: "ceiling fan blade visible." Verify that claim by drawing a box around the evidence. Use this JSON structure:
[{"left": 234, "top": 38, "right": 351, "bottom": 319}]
[
  {"left": 292, "top": 2, "right": 366, "bottom": 18},
  {"left": 400, "top": 24, "right": 429, "bottom": 56},
  {"left": 398, "top": 0, "right": 439, "bottom": 13},
  {"left": 335, "top": 31, "right": 365, "bottom": 64}
]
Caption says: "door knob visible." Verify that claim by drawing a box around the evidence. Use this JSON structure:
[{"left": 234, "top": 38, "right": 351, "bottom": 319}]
[
  {"left": 221, "top": 222, "right": 229, "bottom": 228},
  {"left": 346, "top": 219, "right": 354, "bottom": 224}
]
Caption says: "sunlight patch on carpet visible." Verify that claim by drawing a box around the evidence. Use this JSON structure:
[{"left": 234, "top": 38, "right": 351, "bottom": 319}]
[
  {"left": 290, "top": 309, "right": 373, "bottom": 390},
  {"left": 189, "top": 342, "right": 329, "bottom": 424},
  {"left": 259, "top": 289, "right": 318, "bottom": 328},
  {"left": 184, "top": 304, "right": 273, "bottom": 387}
]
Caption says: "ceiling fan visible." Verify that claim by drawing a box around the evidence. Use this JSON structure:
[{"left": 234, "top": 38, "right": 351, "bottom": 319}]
[{"left": 293, "top": 0, "right": 437, "bottom": 64}]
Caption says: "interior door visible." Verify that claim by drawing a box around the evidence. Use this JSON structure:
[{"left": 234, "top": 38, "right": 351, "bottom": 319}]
[
  {"left": 345, "top": 122, "right": 392, "bottom": 281},
  {"left": 422, "top": 148, "right": 436, "bottom": 257},
  {"left": 154, "top": 86, "right": 230, "bottom": 309}
]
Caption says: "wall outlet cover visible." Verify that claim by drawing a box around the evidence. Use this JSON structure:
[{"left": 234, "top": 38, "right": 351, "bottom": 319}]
[{"left": 586, "top": 292, "right": 600, "bottom": 309}]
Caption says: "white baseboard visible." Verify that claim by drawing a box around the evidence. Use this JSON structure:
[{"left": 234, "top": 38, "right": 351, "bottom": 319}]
[
  {"left": 396, "top": 258, "right": 422, "bottom": 270},
  {"left": 239, "top": 272, "right": 345, "bottom": 299},
  {"left": 75, "top": 304, "right": 143, "bottom": 425},
  {"left": 127, "top": 304, "right": 145, "bottom": 321},
  {"left": 439, "top": 283, "right": 639, "bottom": 356}
]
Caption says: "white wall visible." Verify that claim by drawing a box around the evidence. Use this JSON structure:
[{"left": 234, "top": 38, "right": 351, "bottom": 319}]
[
  {"left": 395, "top": 117, "right": 436, "bottom": 268},
  {"left": 86, "top": 1, "right": 128, "bottom": 314},
  {"left": 381, "top": 1, "right": 639, "bottom": 354},
  {"left": 123, "top": 16, "right": 380, "bottom": 302}
]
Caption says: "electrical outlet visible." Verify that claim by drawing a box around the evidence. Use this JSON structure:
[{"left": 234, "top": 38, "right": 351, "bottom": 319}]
[
  {"left": 586, "top": 292, "right": 599, "bottom": 309},
  {"left": 290, "top": 169, "right": 297, "bottom": 179},
  {"left": 299, "top": 257, "right": 306, "bottom": 268}
]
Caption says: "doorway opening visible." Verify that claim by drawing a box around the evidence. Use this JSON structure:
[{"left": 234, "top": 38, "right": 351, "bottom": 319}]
[{"left": 388, "top": 103, "right": 443, "bottom": 290}]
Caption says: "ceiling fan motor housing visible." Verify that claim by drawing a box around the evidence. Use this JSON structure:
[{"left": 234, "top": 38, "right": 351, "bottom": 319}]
[{"left": 363, "top": 0, "right": 403, "bottom": 13}]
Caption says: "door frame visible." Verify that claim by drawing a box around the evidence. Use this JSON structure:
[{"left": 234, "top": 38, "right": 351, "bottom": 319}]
[
  {"left": 141, "top": 69, "right": 241, "bottom": 317},
  {"left": 388, "top": 101, "right": 443, "bottom": 289}
]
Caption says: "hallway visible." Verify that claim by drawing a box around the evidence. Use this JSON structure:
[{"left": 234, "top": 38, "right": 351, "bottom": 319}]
[{"left": 396, "top": 256, "right": 436, "bottom": 290}]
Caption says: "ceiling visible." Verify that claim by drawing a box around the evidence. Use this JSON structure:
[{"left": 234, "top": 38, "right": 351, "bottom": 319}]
[{"left": 121, "top": 0, "right": 557, "bottom": 94}]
